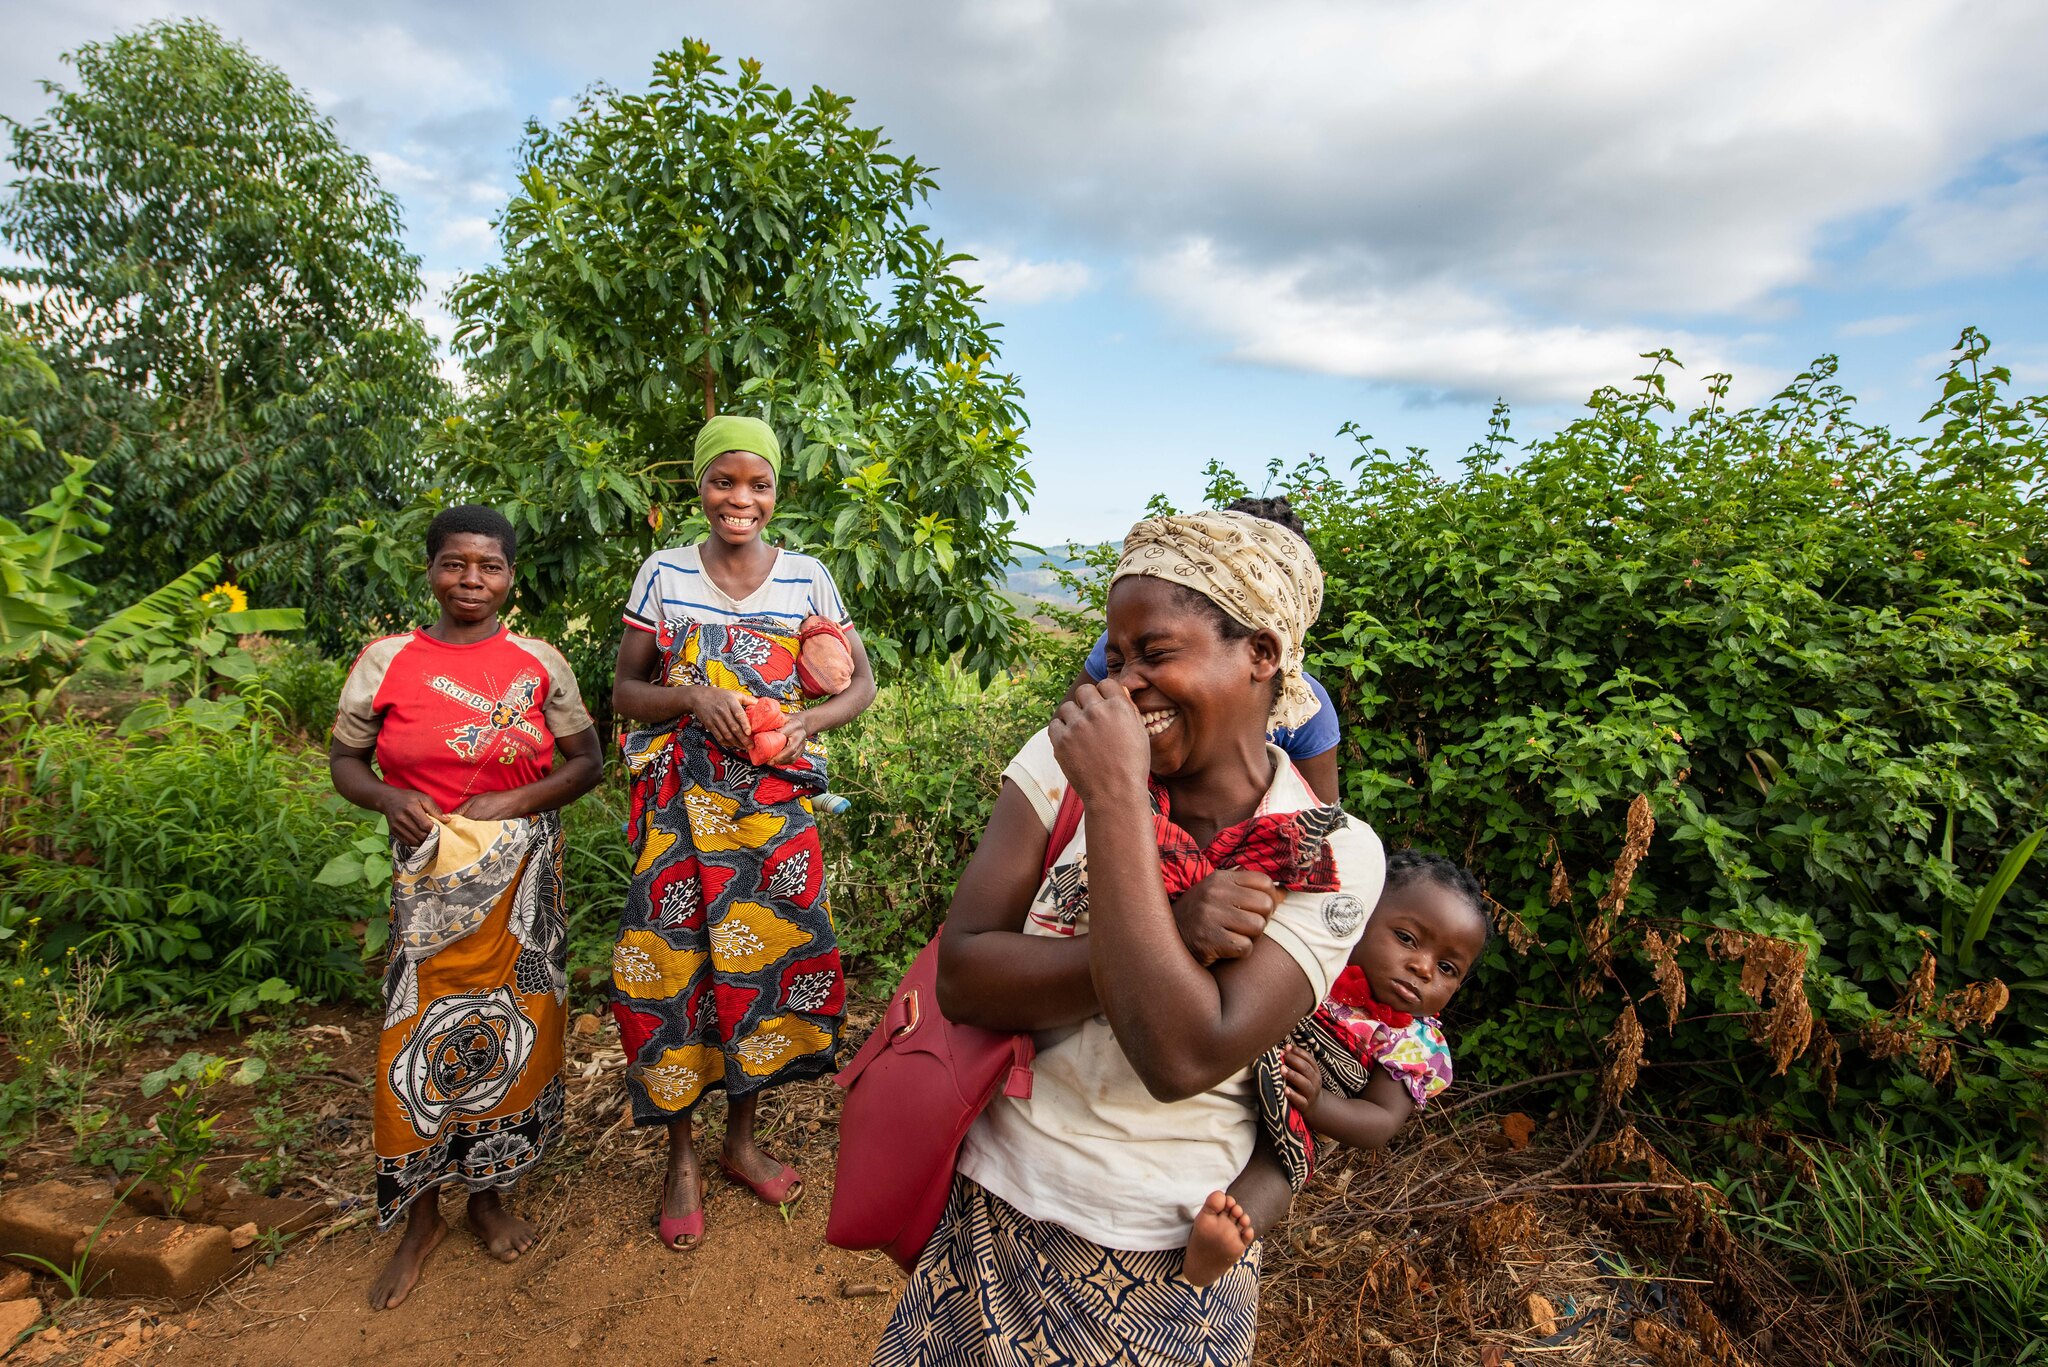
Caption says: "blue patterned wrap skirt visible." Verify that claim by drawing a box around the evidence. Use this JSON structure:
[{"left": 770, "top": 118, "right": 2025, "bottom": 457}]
[{"left": 872, "top": 1176, "right": 1260, "bottom": 1367}]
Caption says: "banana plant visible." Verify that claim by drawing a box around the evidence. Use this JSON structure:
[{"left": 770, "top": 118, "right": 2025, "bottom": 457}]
[
  {"left": 84, "top": 556, "right": 304, "bottom": 703},
  {"left": 0, "top": 454, "right": 111, "bottom": 691}
]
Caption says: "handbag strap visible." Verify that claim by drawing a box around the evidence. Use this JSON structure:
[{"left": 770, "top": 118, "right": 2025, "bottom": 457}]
[{"left": 1042, "top": 785, "right": 1084, "bottom": 879}]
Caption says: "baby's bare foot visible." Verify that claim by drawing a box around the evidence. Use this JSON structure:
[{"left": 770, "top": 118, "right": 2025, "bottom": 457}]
[{"left": 1183, "top": 1190, "right": 1256, "bottom": 1287}]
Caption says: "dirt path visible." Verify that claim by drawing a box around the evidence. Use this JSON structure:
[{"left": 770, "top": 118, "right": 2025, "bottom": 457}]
[
  {"left": 4, "top": 1007, "right": 905, "bottom": 1367},
  {"left": 154, "top": 1149, "right": 903, "bottom": 1366}
]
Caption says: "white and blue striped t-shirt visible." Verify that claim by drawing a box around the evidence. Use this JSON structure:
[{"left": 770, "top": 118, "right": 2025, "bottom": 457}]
[{"left": 620, "top": 542, "right": 852, "bottom": 634}]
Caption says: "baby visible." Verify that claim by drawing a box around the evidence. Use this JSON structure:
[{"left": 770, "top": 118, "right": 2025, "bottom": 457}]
[{"left": 1183, "top": 850, "right": 1493, "bottom": 1286}]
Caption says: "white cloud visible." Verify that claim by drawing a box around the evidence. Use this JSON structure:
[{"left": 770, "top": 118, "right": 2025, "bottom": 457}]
[
  {"left": 1139, "top": 239, "right": 1743, "bottom": 405},
  {"left": 1839, "top": 314, "right": 1923, "bottom": 338},
  {"left": 7, "top": 0, "right": 2046, "bottom": 409},
  {"left": 953, "top": 247, "right": 1092, "bottom": 305},
  {"left": 1878, "top": 149, "right": 2048, "bottom": 282},
  {"left": 434, "top": 216, "right": 498, "bottom": 256}
]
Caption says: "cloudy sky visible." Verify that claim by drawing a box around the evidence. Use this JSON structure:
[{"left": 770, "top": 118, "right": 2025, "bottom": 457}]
[{"left": 7, "top": 1, "right": 2048, "bottom": 543}]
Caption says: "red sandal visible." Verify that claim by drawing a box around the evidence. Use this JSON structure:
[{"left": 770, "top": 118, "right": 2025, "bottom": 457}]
[
  {"left": 652, "top": 1179, "right": 707, "bottom": 1251},
  {"left": 720, "top": 1157, "right": 803, "bottom": 1206}
]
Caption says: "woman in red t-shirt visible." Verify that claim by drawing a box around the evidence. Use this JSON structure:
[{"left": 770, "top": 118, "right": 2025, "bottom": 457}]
[{"left": 330, "top": 505, "right": 604, "bottom": 1311}]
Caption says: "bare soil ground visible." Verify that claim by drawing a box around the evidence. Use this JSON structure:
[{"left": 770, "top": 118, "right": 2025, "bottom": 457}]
[{"left": 3, "top": 1007, "right": 1856, "bottom": 1367}]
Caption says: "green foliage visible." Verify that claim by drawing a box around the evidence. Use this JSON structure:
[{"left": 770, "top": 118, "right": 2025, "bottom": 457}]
[
  {"left": 241, "top": 637, "right": 346, "bottom": 739},
  {"left": 314, "top": 824, "right": 397, "bottom": 954},
  {"left": 0, "top": 936, "right": 121, "bottom": 1158},
  {"left": 0, "top": 321, "right": 110, "bottom": 693},
  {"left": 1, "top": 704, "right": 381, "bottom": 1017},
  {"left": 0, "top": 451, "right": 106, "bottom": 696},
  {"left": 380, "top": 38, "right": 1033, "bottom": 689},
  {"left": 135, "top": 1050, "right": 252, "bottom": 1211},
  {"left": 562, "top": 775, "right": 632, "bottom": 999},
  {"left": 233, "top": 1025, "right": 334, "bottom": 1191},
  {"left": 1259, "top": 331, "right": 2047, "bottom": 1137},
  {"left": 1, "top": 323, "right": 311, "bottom": 717},
  {"left": 0, "top": 19, "right": 447, "bottom": 641},
  {"left": 1725, "top": 1133, "right": 2048, "bottom": 1362},
  {"left": 85, "top": 562, "right": 304, "bottom": 703},
  {"left": 826, "top": 663, "right": 1061, "bottom": 977}
]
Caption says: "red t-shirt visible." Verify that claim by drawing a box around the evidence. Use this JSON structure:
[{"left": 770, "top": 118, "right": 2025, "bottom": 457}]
[{"left": 332, "top": 628, "right": 594, "bottom": 811}]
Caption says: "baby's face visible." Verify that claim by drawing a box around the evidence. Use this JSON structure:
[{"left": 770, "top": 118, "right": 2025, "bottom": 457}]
[{"left": 1352, "top": 880, "right": 1490, "bottom": 1017}]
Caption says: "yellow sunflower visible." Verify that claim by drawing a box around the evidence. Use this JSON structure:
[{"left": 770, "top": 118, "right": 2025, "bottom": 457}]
[{"left": 200, "top": 581, "right": 249, "bottom": 613}]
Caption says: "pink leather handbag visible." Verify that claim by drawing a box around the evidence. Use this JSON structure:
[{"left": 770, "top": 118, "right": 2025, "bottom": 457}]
[{"left": 825, "top": 789, "right": 1082, "bottom": 1270}]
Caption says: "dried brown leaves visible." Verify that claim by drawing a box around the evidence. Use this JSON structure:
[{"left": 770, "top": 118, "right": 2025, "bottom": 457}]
[
  {"left": 1812, "top": 1033, "right": 1841, "bottom": 1110},
  {"left": 1599, "top": 793, "right": 1656, "bottom": 917},
  {"left": 1938, "top": 977, "right": 2010, "bottom": 1030},
  {"left": 1486, "top": 887, "right": 1537, "bottom": 955},
  {"left": 1706, "top": 931, "right": 1813, "bottom": 1074},
  {"left": 1857, "top": 950, "right": 2009, "bottom": 1085},
  {"left": 1642, "top": 928, "right": 1688, "bottom": 1031},
  {"left": 1602, "top": 1001, "right": 1646, "bottom": 1106},
  {"left": 1547, "top": 837, "right": 1572, "bottom": 906},
  {"left": 1581, "top": 794, "right": 1658, "bottom": 997},
  {"left": 1631, "top": 1292, "right": 1761, "bottom": 1367}
]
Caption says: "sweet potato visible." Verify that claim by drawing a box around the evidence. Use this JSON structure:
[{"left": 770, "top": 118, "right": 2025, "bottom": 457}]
[{"left": 742, "top": 694, "right": 795, "bottom": 765}]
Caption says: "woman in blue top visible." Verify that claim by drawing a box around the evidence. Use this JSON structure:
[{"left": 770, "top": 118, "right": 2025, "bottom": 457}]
[{"left": 1069, "top": 497, "right": 1341, "bottom": 803}]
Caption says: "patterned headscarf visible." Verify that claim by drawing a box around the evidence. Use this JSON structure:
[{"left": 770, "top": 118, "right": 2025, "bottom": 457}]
[{"left": 1111, "top": 509, "right": 1325, "bottom": 729}]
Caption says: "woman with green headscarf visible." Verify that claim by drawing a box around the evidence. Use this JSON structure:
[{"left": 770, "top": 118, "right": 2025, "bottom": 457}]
[{"left": 609, "top": 415, "right": 877, "bottom": 1251}]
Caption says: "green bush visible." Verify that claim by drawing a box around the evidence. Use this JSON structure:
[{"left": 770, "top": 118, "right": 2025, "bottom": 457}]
[
  {"left": 1, "top": 704, "right": 380, "bottom": 1016},
  {"left": 242, "top": 638, "right": 346, "bottom": 740},
  {"left": 1261, "top": 331, "right": 2047, "bottom": 1141},
  {"left": 563, "top": 772, "right": 632, "bottom": 1001},
  {"left": 821, "top": 661, "right": 1065, "bottom": 980}
]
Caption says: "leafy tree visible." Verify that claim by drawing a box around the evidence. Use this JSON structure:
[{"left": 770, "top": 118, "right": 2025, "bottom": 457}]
[
  {"left": 439, "top": 39, "right": 1034, "bottom": 679},
  {"left": 0, "top": 19, "right": 446, "bottom": 641}
]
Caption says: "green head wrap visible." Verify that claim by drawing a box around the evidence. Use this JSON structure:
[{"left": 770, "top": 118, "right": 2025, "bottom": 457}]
[{"left": 693, "top": 415, "right": 783, "bottom": 484}]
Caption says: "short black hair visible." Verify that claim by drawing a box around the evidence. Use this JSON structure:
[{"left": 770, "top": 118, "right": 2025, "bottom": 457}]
[
  {"left": 1166, "top": 583, "right": 1259, "bottom": 643},
  {"left": 1385, "top": 849, "right": 1493, "bottom": 946},
  {"left": 427, "top": 505, "right": 517, "bottom": 563},
  {"left": 1225, "top": 494, "right": 1308, "bottom": 541}
]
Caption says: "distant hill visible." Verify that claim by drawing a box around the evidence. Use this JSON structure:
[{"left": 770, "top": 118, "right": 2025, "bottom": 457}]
[{"left": 1004, "top": 544, "right": 1108, "bottom": 609}]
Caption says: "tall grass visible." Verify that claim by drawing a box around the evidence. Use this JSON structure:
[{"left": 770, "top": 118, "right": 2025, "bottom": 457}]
[{"left": 1725, "top": 1133, "right": 2048, "bottom": 1363}]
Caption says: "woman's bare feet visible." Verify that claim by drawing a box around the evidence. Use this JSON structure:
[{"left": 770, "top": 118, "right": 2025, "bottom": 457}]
[
  {"left": 1183, "top": 1191, "right": 1256, "bottom": 1287},
  {"left": 467, "top": 1188, "right": 535, "bottom": 1263},
  {"left": 368, "top": 1198, "right": 447, "bottom": 1310}
]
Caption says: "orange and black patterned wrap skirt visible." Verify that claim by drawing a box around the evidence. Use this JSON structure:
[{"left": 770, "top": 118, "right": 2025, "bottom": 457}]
[
  {"left": 374, "top": 812, "right": 568, "bottom": 1228},
  {"left": 610, "top": 616, "right": 845, "bottom": 1124}
]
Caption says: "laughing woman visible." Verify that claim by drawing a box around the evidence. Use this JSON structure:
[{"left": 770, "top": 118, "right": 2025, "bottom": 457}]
[
  {"left": 330, "top": 505, "right": 604, "bottom": 1311},
  {"left": 874, "top": 510, "right": 1383, "bottom": 1366},
  {"left": 609, "top": 415, "right": 876, "bottom": 1252}
]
